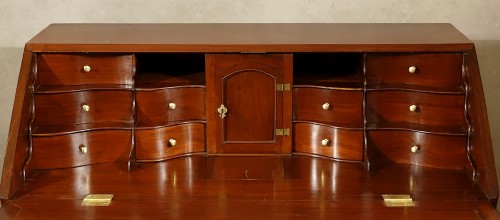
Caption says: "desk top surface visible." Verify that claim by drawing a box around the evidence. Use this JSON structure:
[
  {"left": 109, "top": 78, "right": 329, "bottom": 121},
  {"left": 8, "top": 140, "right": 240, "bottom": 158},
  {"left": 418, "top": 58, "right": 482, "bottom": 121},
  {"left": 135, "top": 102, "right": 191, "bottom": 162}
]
[
  {"left": 2, "top": 156, "right": 497, "bottom": 219},
  {"left": 27, "top": 23, "right": 473, "bottom": 52}
]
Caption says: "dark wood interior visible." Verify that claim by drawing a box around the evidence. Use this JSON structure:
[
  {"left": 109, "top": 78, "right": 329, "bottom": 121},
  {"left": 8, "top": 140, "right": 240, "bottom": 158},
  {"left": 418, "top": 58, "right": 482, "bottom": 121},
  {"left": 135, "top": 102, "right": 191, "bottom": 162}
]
[{"left": 0, "top": 23, "right": 498, "bottom": 219}]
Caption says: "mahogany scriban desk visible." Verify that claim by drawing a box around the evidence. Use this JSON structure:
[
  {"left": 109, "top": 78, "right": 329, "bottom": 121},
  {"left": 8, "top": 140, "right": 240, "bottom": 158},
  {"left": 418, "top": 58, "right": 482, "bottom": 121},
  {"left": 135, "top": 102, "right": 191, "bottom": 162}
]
[{"left": 0, "top": 24, "right": 498, "bottom": 219}]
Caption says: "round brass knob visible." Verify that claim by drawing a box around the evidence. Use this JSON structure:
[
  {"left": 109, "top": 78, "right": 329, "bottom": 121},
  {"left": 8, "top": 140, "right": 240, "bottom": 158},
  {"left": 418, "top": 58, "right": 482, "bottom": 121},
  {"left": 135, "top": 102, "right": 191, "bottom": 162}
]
[
  {"left": 168, "top": 138, "right": 177, "bottom": 147},
  {"left": 79, "top": 145, "right": 88, "bottom": 154},
  {"left": 411, "top": 145, "right": 420, "bottom": 154},
  {"left": 83, "top": 65, "right": 91, "bottom": 73},
  {"left": 168, "top": 102, "right": 176, "bottom": 110},
  {"left": 408, "top": 66, "right": 417, "bottom": 73},
  {"left": 322, "top": 103, "right": 330, "bottom": 110},
  {"left": 321, "top": 139, "right": 330, "bottom": 146},
  {"left": 81, "top": 104, "right": 90, "bottom": 112},
  {"left": 409, "top": 104, "right": 418, "bottom": 112}
]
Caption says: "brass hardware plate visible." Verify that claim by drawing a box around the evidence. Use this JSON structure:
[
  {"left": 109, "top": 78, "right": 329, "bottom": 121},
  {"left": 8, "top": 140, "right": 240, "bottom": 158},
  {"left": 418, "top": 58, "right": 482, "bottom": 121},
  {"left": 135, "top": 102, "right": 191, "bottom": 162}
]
[
  {"left": 82, "top": 194, "right": 113, "bottom": 206},
  {"left": 276, "top": 128, "right": 290, "bottom": 136},
  {"left": 276, "top": 84, "right": 290, "bottom": 92},
  {"left": 382, "top": 194, "right": 415, "bottom": 207},
  {"left": 217, "top": 104, "right": 228, "bottom": 118}
]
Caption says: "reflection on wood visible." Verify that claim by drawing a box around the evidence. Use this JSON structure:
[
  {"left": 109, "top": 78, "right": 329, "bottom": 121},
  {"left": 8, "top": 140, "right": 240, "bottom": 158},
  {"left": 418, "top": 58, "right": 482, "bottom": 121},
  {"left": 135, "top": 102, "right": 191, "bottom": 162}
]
[{"left": 2, "top": 156, "right": 496, "bottom": 219}]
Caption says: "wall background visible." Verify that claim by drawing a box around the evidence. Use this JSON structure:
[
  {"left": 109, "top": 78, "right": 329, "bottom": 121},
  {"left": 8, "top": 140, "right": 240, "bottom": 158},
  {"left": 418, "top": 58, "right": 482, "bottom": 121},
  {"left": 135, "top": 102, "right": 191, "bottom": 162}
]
[{"left": 1, "top": 0, "right": 499, "bottom": 208}]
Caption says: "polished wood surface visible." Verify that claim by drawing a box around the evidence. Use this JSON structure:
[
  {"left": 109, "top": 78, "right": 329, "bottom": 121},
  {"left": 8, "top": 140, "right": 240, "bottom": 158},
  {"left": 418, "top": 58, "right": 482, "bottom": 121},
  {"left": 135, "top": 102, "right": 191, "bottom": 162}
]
[
  {"left": 1, "top": 156, "right": 498, "bottom": 219},
  {"left": 32, "top": 130, "right": 131, "bottom": 169},
  {"left": 293, "top": 87, "right": 363, "bottom": 127},
  {"left": 135, "top": 87, "right": 206, "bottom": 127},
  {"left": 365, "top": 53, "right": 463, "bottom": 87},
  {"left": 1, "top": 24, "right": 497, "bottom": 217},
  {"left": 368, "top": 130, "right": 467, "bottom": 169},
  {"left": 36, "top": 54, "right": 134, "bottom": 85},
  {"left": 33, "top": 90, "right": 133, "bottom": 126},
  {"left": 293, "top": 123, "right": 363, "bottom": 161},
  {"left": 366, "top": 91, "right": 466, "bottom": 128},
  {"left": 135, "top": 123, "right": 206, "bottom": 161},
  {"left": 207, "top": 54, "right": 291, "bottom": 154},
  {"left": 26, "top": 24, "right": 473, "bottom": 52},
  {"left": 0, "top": 50, "right": 34, "bottom": 198},
  {"left": 465, "top": 48, "right": 499, "bottom": 204}
]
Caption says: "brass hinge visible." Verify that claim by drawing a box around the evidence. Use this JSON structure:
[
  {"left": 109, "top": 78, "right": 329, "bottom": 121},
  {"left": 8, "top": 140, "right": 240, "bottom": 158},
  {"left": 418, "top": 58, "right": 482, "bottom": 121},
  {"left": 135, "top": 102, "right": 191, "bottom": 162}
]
[
  {"left": 276, "top": 128, "right": 290, "bottom": 136},
  {"left": 276, "top": 83, "right": 291, "bottom": 92},
  {"left": 382, "top": 194, "right": 415, "bottom": 207},
  {"left": 82, "top": 194, "right": 113, "bottom": 206}
]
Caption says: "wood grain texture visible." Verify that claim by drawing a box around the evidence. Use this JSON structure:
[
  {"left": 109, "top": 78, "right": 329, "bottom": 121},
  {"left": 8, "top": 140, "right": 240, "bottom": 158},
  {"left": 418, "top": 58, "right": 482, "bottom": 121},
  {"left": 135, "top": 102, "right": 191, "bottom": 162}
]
[
  {"left": 36, "top": 54, "right": 134, "bottom": 85},
  {"left": 2, "top": 156, "right": 497, "bottom": 219},
  {"left": 365, "top": 53, "right": 463, "bottom": 87},
  {"left": 293, "top": 123, "right": 363, "bottom": 161},
  {"left": 464, "top": 47, "right": 499, "bottom": 204},
  {"left": 26, "top": 24, "right": 473, "bottom": 52},
  {"left": 368, "top": 130, "right": 467, "bottom": 169},
  {"left": 282, "top": 54, "right": 294, "bottom": 154},
  {"left": 208, "top": 54, "right": 291, "bottom": 154},
  {"left": 0, "top": 50, "right": 34, "bottom": 199},
  {"left": 33, "top": 90, "right": 133, "bottom": 126},
  {"left": 293, "top": 87, "right": 363, "bottom": 127},
  {"left": 135, "top": 87, "right": 205, "bottom": 128},
  {"left": 205, "top": 54, "right": 217, "bottom": 154},
  {"left": 32, "top": 130, "right": 131, "bottom": 169},
  {"left": 135, "top": 123, "right": 206, "bottom": 161},
  {"left": 1, "top": 24, "right": 497, "bottom": 212},
  {"left": 366, "top": 91, "right": 466, "bottom": 128}
]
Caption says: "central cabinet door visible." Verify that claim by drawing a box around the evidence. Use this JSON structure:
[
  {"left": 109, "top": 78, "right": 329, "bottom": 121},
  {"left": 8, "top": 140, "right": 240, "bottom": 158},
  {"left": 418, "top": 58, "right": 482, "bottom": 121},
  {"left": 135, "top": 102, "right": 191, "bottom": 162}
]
[{"left": 206, "top": 54, "right": 292, "bottom": 154}]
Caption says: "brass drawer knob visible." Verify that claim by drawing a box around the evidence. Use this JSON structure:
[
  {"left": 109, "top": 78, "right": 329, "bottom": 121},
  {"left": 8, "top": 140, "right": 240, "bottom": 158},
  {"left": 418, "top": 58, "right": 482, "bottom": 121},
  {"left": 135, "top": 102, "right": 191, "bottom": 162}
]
[
  {"left": 408, "top": 66, "right": 417, "bottom": 73},
  {"left": 409, "top": 104, "right": 418, "bottom": 112},
  {"left": 81, "top": 104, "right": 91, "bottom": 112},
  {"left": 79, "top": 144, "right": 88, "bottom": 154},
  {"left": 83, "top": 65, "right": 92, "bottom": 73},
  {"left": 168, "top": 138, "right": 177, "bottom": 147},
  {"left": 410, "top": 145, "right": 420, "bottom": 154},
  {"left": 321, "top": 139, "right": 330, "bottom": 146},
  {"left": 168, "top": 102, "right": 176, "bottom": 110},
  {"left": 322, "top": 103, "right": 330, "bottom": 110}
]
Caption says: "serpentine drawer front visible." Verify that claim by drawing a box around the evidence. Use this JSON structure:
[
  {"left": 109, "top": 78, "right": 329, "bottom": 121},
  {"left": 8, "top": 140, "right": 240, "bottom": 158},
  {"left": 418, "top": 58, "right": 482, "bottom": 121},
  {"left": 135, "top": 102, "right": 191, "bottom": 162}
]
[
  {"left": 32, "top": 130, "right": 131, "bottom": 169},
  {"left": 365, "top": 53, "right": 463, "bottom": 87},
  {"left": 293, "top": 87, "right": 363, "bottom": 127},
  {"left": 135, "top": 87, "right": 206, "bottom": 127},
  {"left": 0, "top": 24, "right": 497, "bottom": 218},
  {"left": 37, "top": 54, "right": 134, "bottom": 85}
]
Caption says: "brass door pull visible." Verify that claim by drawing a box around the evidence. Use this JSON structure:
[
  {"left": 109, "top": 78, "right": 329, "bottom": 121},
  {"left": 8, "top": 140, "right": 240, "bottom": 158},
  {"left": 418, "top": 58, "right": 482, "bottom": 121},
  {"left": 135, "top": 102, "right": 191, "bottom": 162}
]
[{"left": 217, "top": 104, "right": 228, "bottom": 118}]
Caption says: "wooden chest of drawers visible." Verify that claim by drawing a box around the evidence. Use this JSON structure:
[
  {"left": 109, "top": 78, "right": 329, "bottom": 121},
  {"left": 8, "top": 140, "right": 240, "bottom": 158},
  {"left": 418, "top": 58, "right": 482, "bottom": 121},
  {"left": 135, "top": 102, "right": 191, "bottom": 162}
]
[{"left": 0, "top": 24, "right": 498, "bottom": 218}]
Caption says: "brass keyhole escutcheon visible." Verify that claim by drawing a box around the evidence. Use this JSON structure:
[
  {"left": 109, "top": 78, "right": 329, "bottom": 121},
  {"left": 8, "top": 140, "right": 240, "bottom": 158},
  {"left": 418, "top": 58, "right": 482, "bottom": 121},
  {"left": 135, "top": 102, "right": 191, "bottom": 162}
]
[{"left": 217, "top": 104, "right": 228, "bottom": 118}]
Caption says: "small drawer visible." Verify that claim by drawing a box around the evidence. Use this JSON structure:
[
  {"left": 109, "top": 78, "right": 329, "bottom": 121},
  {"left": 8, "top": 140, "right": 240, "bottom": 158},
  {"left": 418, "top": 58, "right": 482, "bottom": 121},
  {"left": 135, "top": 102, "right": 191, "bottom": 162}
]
[
  {"left": 368, "top": 130, "right": 466, "bottom": 169},
  {"left": 293, "top": 87, "right": 363, "bottom": 127},
  {"left": 293, "top": 123, "right": 363, "bottom": 161},
  {"left": 365, "top": 53, "right": 463, "bottom": 87},
  {"left": 37, "top": 54, "right": 134, "bottom": 85},
  {"left": 136, "top": 87, "right": 205, "bottom": 126},
  {"left": 366, "top": 91, "right": 465, "bottom": 127},
  {"left": 135, "top": 123, "right": 206, "bottom": 161},
  {"left": 33, "top": 90, "right": 133, "bottom": 126},
  {"left": 32, "top": 130, "right": 131, "bottom": 169}
]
